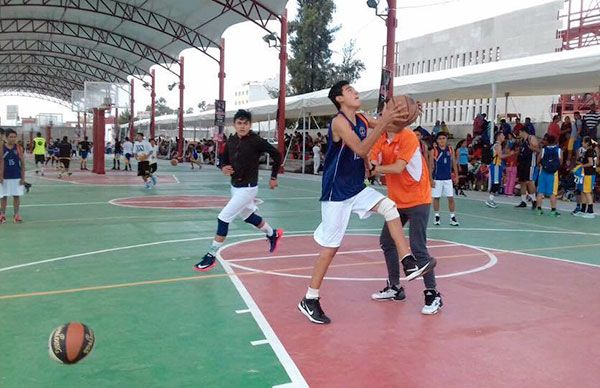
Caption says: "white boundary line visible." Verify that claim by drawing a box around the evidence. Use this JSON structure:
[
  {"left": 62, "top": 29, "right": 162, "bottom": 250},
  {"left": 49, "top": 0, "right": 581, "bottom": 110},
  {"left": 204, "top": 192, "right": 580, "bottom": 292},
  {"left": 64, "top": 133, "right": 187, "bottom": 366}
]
[
  {"left": 219, "top": 235, "right": 497, "bottom": 282},
  {"left": 38, "top": 174, "right": 180, "bottom": 186},
  {"left": 216, "top": 252, "right": 309, "bottom": 388}
]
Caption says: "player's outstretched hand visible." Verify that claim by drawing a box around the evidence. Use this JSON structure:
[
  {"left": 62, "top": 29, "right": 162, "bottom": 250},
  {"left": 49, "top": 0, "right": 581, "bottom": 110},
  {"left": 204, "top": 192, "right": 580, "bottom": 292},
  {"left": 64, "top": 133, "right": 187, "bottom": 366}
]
[
  {"left": 222, "top": 165, "right": 234, "bottom": 176},
  {"left": 269, "top": 178, "right": 278, "bottom": 190}
]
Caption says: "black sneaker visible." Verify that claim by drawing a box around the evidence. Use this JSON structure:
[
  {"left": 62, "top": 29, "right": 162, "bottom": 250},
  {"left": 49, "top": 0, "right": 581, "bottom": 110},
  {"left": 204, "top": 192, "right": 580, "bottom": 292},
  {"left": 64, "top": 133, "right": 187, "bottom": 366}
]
[
  {"left": 298, "top": 297, "right": 331, "bottom": 324},
  {"left": 267, "top": 229, "right": 283, "bottom": 253},
  {"left": 422, "top": 289, "right": 443, "bottom": 315},
  {"left": 371, "top": 281, "right": 406, "bottom": 301},
  {"left": 24, "top": 182, "right": 32, "bottom": 193},
  {"left": 531, "top": 200, "right": 537, "bottom": 210},
  {"left": 401, "top": 254, "right": 437, "bottom": 281},
  {"left": 434, "top": 215, "right": 441, "bottom": 225},
  {"left": 193, "top": 252, "right": 217, "bottom": 272},
  {"left": 515, "top": 201, "right": 527, "bottom": 208}
]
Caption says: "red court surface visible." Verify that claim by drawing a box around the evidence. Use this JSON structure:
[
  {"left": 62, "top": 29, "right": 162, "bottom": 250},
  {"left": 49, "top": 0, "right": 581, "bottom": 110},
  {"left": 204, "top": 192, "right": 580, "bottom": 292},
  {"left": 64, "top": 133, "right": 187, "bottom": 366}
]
[
  {"left": 110, "top": 195, "right": 230, "bottom": 209},
  {"left": 40, "top": 172, "right": 178, "bottom": 186},
  {"left": 219, "top": 235, "right": 600, "bottom": 388}
]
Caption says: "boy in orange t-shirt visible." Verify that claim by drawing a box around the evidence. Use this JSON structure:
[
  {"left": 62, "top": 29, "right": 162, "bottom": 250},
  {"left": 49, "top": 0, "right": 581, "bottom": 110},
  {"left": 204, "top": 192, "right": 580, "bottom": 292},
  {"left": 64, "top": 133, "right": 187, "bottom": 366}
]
[{"left": 370, "top": 125, "right": 443, "bottom": 315}]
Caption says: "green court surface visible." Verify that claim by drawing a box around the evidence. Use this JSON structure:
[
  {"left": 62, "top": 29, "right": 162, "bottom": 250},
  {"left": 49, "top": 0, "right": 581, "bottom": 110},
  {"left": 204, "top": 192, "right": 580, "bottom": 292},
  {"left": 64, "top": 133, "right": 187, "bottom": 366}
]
[{"left": 1, "top": 157, "right": 599, "bottom": 387}]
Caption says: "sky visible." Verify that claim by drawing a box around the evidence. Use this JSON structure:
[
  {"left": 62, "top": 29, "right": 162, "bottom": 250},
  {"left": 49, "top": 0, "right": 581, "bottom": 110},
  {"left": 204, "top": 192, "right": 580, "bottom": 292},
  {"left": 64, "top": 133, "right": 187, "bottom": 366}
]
[{"left": 0, "top": 0, "right": 559, "bottom": 125}]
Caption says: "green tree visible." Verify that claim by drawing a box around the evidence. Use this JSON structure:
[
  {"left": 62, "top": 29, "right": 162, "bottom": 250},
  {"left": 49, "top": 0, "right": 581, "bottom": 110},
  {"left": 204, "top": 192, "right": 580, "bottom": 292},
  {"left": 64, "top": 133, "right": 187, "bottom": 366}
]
[
  {"left": 186, "top": 107, "right": 194, "bottom": 114},
  {"left": 118, "top": 110, "right": 131, "bottom": 125},
  {"left": 145, "top": 97, "right": 175, "bottom": 116},
  {"left": 330, "top": 40, "right": 365, "bottom": 84},
  {"left": 288, "top": 0, "right": 339, "bottom": 94},
  {"left": 197, "top": 100, "right": 208, "bottom": 111}
]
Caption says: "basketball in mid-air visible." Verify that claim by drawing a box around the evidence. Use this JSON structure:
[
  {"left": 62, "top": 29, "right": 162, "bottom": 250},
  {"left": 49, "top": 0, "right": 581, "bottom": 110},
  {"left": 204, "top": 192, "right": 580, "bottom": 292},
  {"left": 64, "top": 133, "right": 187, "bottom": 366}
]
[
  {"left": 386, "top": 95, "right": 420, "bottom": 126},
  {"left": 170, "top": 158, "right": 178, "bottom": 166},
  {"left": 48, "top": 322, "right": 95, "bottom": 364}
]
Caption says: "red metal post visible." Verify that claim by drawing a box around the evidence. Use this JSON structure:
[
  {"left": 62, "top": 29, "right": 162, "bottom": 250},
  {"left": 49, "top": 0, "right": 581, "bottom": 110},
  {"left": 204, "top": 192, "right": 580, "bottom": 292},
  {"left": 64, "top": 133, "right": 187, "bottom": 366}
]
[
  {"left": 218, "top": 38, "right": 226, "bottom": 134},
  {"left": 83, "top": 112, "right": 87, "bottom": 138},
  {"left": 77, "top": 111, "right": 81, "bottom": 129},
  {"left": 115, "top": 107, "right": 119, "bottom": 140},
  {"left": 150, "top": 69, "right": 156, "bottom": 139},
  {"left": 277, "top": 8, "right": 288, "bottom": 173},
  {"left": 129, "top": 78, "right": 135, "bottom": 140},
  {"left": 386, "top": 0, "right": 397, "bottom": 97},
  {"left": 178, "top": 56, "right": 185, "bottom": 158},
  {"left": 92, "top": 108, "right": 106, "bottom": 175},
  {"left": 46, "top": 125, "right": 52, "bottom": 142}
]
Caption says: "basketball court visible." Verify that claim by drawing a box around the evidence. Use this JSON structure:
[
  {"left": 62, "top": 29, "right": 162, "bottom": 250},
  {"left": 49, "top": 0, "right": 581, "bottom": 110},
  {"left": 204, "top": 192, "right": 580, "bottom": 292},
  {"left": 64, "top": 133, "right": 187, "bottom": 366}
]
[{"left": 1, "top": 158, "right": 600, "bottom": 387}]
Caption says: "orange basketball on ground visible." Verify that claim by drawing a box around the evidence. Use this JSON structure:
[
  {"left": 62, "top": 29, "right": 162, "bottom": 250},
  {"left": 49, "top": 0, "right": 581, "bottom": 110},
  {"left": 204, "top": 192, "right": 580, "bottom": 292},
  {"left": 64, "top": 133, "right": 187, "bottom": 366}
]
[
  {"left": 170, "top": 158, "right": 178, "bottom": 166},
  {"left": 386, "top": 95, "right": 420, "bottom": 126},
  {"left": 48, "top": 322, "right": 95, "bottom": 364}
]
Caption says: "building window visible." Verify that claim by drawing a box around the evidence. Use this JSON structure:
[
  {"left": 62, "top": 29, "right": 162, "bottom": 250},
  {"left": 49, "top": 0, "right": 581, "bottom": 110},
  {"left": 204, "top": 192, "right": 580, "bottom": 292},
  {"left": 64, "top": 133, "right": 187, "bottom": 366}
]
[
  {"left": 496, "top": 46, "right": 501, "bottom": 61},
  {"left": 489, "top": 48, "right": 493, "bottom": 62}
]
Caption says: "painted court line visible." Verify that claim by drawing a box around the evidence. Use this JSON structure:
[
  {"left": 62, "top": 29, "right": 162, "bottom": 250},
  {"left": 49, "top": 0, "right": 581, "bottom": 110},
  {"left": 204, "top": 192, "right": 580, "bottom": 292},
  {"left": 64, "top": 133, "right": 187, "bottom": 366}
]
[
  {"left": 236, "top": 309, "right": 251, "bottom": 314},
  {"left": 217, "top": 252, "right": 309, "bottom": 388},
  {"left": 228, "top": 244, "right": 458, "bottom": 263},
  {"left": 250, "top": 339, "right": 269, "bottom": 346}
]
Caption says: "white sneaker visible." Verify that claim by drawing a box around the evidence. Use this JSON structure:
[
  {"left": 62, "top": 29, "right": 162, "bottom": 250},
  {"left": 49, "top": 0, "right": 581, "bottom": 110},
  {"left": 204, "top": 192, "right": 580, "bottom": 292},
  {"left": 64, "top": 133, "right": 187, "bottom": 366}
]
[
  {"left": 581, "top": 213, "right": 596, "bottom": 219},
  {"left": 421, "top": 289, "right": 443, "bottom": 315},
  {"left": 371, "top": 281, "right": 405, "bottom": 301},
  {"left": 434, "top": 215, "right": 441, "bottom": 226},
  {"left": 450, "top": 216, "right": 459, "bottom": 226},
  {"left": 485, "top": 200, "right": 498, "bottom": 208}
]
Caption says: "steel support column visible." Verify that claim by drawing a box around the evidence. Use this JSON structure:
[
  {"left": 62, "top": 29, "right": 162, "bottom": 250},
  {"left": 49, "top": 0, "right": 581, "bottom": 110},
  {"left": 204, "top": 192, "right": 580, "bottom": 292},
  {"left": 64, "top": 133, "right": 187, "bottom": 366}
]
[
  {"left": 178, "top": 56, "right": 185, "bottom": 158},
  {"left": 92, "top": 108, "right": 106, "bottom": 175},
  {"left": 386, "top": 0, "right": 397, "bottom": 98},
  {"left": 129, "top": 78, "right": 135, "bottom": 140},
  {"left": 277, "top": 8, "right": 288, "bottom": 173},
  {"left": 150, "top": 69, "right": 156, "bottom": 139}
]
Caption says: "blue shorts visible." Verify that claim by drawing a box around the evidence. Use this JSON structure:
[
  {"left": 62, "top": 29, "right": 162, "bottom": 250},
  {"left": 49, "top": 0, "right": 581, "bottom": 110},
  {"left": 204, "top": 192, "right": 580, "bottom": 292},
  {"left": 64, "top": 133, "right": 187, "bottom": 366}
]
[
  {"left": 537, "top": 170, "right": 558, "bottom": 196},
  {"left": 574, "top": 166, "right": 584, "bottom": 192},
  {"left": 125, "top": 153, "right": 132, "bottom": 160},
  {"left": 489, "top": 164, "right": 503, "bottom": 185},
  {"left": 80, "top": 151, "right": 88, "bottom": 159}
]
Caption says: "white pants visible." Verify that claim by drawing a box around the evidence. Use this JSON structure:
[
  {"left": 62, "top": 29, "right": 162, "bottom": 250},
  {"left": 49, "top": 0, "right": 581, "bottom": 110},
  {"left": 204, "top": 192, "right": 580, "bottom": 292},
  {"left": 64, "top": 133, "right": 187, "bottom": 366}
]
[
  {"left": 218, "top": 186, "right": 259, "bottom": 223},
  {"left": 313, "top": 157, "right": 321, "bottom": 174},
  {"left": 432, "top": 179, "right": 454, "bottom": 198},
  {"left": 314, "top": 187, "right": 385, "bottom": 248}
]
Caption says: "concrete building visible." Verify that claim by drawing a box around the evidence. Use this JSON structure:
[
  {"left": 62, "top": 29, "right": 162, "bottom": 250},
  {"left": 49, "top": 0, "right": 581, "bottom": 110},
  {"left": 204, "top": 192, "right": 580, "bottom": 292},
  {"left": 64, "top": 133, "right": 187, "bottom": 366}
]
[
  {"left": 387, "top": 1, "right": 564, "bottom": 137},
  {"left": 234, "top": 80, "right": 275, "bottom": 107}
]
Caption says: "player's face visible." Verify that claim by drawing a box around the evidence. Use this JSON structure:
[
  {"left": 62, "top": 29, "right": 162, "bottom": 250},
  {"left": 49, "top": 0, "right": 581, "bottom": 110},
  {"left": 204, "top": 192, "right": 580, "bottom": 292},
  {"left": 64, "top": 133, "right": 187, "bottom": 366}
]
[
  {"left": 339, "top": 85, "right": 360, "bottom": 109},
  {"left": 234, "top": 119, "right": 251, "bottom": 137},
  {"left": 7, "top": 133, "right": 17, "bottom": 145},
  {"left": 414, "top": 131, "right": 422, "bottom": 141},
  {"left": 437, "top": 136, "right": 447, "bottom": 147}
]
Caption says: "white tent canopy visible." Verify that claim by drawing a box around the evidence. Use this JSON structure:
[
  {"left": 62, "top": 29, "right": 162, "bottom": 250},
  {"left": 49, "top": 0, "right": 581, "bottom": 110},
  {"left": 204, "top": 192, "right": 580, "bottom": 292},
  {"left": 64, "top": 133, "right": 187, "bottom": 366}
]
[{"left": 129, "top": 45, "right": 600, "bottom": 129}]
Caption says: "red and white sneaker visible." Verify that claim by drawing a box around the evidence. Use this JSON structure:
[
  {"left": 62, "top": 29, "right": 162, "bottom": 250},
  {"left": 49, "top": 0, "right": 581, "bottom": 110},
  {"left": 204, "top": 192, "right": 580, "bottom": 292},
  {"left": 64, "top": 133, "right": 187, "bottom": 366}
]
[
  {"left": 0, "top": 214, "right": 6, "bottom": 224},
  {"left": 267, "top": 229, "right": 284, "bottom": 253},
  {"left": 13, "top": 215, "right": 23, "bottom": 223}
]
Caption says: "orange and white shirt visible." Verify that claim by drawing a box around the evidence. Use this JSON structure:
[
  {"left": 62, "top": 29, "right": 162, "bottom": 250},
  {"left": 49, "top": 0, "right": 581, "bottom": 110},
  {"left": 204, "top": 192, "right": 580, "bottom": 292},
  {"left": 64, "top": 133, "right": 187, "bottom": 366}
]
[{"left": 370, "top": 129, "right": 432, "bottom": 209}]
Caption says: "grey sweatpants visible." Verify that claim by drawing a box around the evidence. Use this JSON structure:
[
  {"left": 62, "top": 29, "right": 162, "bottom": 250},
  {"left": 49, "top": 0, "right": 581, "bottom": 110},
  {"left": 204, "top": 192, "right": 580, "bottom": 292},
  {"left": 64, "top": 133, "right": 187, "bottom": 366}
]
[{"left": 379, "top": 204, "right": 437, "bottom": 290}]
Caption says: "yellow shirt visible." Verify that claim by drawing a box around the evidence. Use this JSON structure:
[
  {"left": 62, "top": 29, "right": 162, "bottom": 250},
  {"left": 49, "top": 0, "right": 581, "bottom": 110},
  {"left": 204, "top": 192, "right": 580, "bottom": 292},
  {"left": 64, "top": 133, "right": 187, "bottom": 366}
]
[{"left": 33, "top": 137, "right": 46, "bottom": 155}]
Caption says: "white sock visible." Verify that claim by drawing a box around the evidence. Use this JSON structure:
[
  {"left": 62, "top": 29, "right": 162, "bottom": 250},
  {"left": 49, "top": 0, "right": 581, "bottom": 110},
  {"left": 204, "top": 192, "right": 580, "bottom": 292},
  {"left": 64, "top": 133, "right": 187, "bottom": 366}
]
[
  {"left": 450, "top": 213, "right": 456, "bottom": 218},
  {"left": 209, "top": 240, "right": 224, "bottom": 254},
  {"left": 435, "top": 213, "right": 440, "bottom": 218},
  {"left": 306, "top": 287, "right": 319, "bottom": 299},
  {"left": 260, "top": 222, "right": 274, "bottom": 236},
  {"left": 521, "top": 194, "right": 527, "bottom": 202},
  {"left": 489, "top": 194, "right": 495, "bottom": 202}
]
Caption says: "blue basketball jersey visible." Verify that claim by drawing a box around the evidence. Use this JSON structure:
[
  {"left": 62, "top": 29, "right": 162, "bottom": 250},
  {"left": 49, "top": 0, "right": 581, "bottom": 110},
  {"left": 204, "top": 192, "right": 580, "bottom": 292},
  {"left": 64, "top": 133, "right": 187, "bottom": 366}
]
[
  {"left": 433, "top": 145, "right": 453, "bottom": 180},
  {"left": 3, "top": 144, "right": 22, "bottom": 179},
  {"left": 320, "top": 112, "right": 368, "bottom": 201}
]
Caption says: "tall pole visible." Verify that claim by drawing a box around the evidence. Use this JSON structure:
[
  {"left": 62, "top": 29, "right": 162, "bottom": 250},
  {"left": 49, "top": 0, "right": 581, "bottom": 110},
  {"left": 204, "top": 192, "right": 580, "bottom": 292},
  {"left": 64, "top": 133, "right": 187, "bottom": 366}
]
[
  {"left": 219, "top": 38, "right": 226, "bottom": 134},
  {"left": 83, "top": 112, "right": 87, "bottom": 138},
  {"left": 150, "top": 69, "right": 156, "bottom": 139},
  {"left": 178, "top": 56, "right": 185, "bottom": 158},
  {"left": 491, "top": 83, "right": 497, "bottom": 143},
  {"left": 92, "top": 108, "right": 106, "bottom": 175},
  {"left": 277, "top": 8, "right": 288, "bottom": 173},
  {"left": 114, "top": 107, "right": 119, "bottom": 140},
  {"left": 129, "top": 78, "right": 135, "bottom": 140},
  {"left": 386, "top": 0, "right": 397, "bottom": 98}
]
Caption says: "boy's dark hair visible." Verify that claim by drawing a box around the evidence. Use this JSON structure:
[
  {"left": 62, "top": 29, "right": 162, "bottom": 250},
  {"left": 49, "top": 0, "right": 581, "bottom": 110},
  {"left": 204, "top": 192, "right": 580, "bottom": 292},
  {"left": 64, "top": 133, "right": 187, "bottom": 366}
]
[
  {"left": 36, "top": 131, "right": 42, "bottom": 137},
  {"left": 0, "top": 128, "right": 4, "bottom": 135},
  {"left": 137, "top": 132, "right": 144, "bottom": 137},
  {"left": 582, "top": 136, "right": 592, "bottom": 146},
  {"left": 436, "top": 132, "right": 448, "bottom": 140},
  {"left": 545, "top": 134, "right": 556, "bottom": 144},
  {"left": 63, "top": 136, "right": 68, "bottom": 141},
  {"left": 328, "top": 80, "right": 350, "bottom": 110},
  {"left": 233, "top": 109, "right": 252, "bottom": 122},
  {"left": 5, "top": 129, "right": 16, "bottom": 136},
  {"left": 494, "top": 131, "right": 503, "bottom": 142}
]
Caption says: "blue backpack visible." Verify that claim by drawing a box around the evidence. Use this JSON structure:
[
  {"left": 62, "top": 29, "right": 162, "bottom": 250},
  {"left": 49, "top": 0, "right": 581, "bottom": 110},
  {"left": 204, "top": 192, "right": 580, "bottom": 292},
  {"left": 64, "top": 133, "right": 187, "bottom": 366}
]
[{"left": 541, "top": 146, "right": 560, "bottom": 173}]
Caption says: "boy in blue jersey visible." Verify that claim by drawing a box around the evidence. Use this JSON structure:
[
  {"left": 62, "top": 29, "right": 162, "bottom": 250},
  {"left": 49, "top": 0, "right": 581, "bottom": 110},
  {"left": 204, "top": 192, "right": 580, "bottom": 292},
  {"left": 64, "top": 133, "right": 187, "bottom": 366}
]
[
  {"left": 298, "top": 81, "right": 436, "bottom": 324},
  {"left": 430, "top": 132, "right": 459, "bottom": 226},
  {"left": 0, "top": 129, "right": 25, "bottom": 223},
  {"left": 536, "top": 134, "right": 562, "bottom": 216}
]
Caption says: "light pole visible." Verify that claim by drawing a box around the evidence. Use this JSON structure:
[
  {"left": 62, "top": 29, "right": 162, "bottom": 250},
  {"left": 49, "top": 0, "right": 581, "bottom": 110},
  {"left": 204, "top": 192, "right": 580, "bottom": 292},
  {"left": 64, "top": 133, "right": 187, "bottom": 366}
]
[{"left": 367, "top": 0, "right": 397, "bottom": 100}]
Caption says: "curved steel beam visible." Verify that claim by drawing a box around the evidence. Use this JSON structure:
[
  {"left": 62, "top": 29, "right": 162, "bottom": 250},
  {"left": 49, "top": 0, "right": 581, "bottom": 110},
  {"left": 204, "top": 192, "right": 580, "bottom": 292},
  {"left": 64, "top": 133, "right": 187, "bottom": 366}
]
[
  {"left": 0, "top": 83, "right": 73, "bottom": 100},
  {"left": 0, "top": 73, "right": 84, "bottom": 91},
  {"left": 0, "top": 65, "right": 106, "bottom": 85},
  {"left": 208, "top": 0, "right": 281, "bottom": 32},
  {"left": 0, "top": 90, "right": 71, "bottom": 107},
  {"left": 0, "top": 39, "right": 151, "bottom": 81},
  {"left": 0, "top": 18, "right": 179, "bottom": 76},
  {"left": 0, "top": 52, "right": 131, "bottom": 83},
  {"left": 0, "top": 0, "right": 220, "bottom": 62}
]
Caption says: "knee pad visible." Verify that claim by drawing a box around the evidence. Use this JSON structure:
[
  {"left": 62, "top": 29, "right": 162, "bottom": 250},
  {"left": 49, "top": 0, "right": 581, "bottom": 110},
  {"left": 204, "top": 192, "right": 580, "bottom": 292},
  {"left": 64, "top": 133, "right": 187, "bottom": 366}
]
[
  {"left": 376, "top": 198, "right": 399, "bottom": 222},
  {"left": 244, "top": 213, "right": 263, "bottom": 227},
  {"left": 216, "top": 218, "right": 229, "bottom": 237}
]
